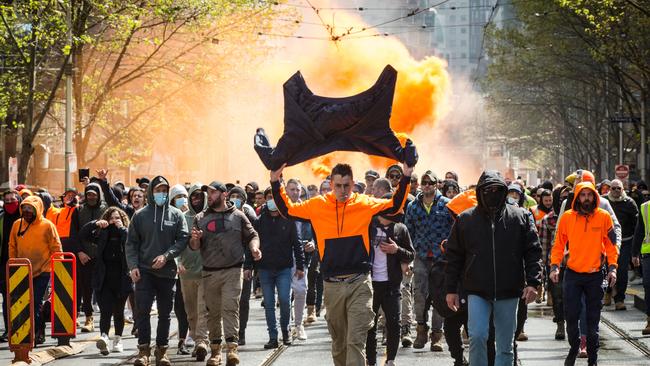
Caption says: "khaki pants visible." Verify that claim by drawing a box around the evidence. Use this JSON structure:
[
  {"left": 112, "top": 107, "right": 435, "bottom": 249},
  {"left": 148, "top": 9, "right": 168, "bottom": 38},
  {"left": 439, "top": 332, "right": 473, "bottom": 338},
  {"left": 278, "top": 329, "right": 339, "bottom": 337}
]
[
  {"left": 401, "top": 271, "right": 414, "bottom": 326},
  {"left": 202, "top": 267, "right": 243, "bottom": 342},
  {"left": 180, "top": 277, "right": 209, "bottom": 345},
  {"left": 323, "top": 274, "right": 374, "bottom": 366}
]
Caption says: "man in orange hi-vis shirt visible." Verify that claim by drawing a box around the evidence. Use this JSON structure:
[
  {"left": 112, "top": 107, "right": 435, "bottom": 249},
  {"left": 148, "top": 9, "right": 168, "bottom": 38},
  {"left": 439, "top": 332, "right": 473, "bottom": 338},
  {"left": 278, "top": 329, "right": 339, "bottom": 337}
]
[
  {"left": 550, "top": 181, "right": 619, "bottom": 366},
  {"left": 270, "top": 161, "right": 413, "bottom": 366}
]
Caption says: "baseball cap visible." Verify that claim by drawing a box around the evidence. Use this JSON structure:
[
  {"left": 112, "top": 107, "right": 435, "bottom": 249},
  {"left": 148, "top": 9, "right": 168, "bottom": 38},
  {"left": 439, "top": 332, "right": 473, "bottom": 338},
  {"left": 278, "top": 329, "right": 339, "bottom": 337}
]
[{"left": 202, "top": 181, "right": 227, "bottom": 192}]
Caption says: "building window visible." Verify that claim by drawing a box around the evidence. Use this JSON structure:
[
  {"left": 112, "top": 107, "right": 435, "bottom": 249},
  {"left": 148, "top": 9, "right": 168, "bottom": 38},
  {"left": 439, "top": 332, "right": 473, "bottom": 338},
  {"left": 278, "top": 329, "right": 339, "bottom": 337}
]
[
  {"left": 461, "top": 27, "right": 467, "bottom": 34},
  {"left": 460, "top": 40, "right": 467, "bottom": 47}
]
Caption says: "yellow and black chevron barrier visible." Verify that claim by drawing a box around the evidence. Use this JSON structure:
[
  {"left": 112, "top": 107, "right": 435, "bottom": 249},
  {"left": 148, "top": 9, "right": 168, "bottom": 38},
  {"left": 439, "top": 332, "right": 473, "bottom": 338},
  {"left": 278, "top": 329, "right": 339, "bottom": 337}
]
[
  {"left": 51, "top": 252, "right": 77, "bottom": 345},
  {"left": 6, "top": 258, "right": 34, "bottom": 363}
]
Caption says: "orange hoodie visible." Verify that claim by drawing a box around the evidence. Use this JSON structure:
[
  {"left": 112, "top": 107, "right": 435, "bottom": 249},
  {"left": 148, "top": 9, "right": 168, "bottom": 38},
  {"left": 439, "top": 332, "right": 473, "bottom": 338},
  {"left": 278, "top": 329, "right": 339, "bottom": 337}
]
[
  {"left": 9, "top": 196, "right": 63, "bottom": 277},
  {"left": 272, "top": 175, "right": 410, "bottom": 278},
  {"left": 446, "top": 189, "right": 477, "bottom": 217},
  {"left": 551, "top": 182, "right": 618, "bottom": 273}
]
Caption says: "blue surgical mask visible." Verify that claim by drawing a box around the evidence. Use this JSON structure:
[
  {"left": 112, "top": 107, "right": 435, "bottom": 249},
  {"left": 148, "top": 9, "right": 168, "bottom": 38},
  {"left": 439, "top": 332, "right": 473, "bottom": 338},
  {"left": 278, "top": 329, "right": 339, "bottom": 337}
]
[
  {"left": 230, "top": 198, "right": 242, "bottom": 209},
  {"left": 266, "top": 199, "right": 278, "bottom": 211},
  {"left": 153, "top": 192, "right": 168, "bottom": 206},
  {"left": 174, "top": 197, "right": 187, "bottom": 209}
]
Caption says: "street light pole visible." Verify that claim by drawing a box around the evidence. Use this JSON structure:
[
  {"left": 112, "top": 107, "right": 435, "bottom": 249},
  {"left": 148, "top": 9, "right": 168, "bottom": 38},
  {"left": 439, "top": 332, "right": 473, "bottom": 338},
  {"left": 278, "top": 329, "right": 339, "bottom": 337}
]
[{"left": 64, "top": 0, "right": 73, "bottom": 189}]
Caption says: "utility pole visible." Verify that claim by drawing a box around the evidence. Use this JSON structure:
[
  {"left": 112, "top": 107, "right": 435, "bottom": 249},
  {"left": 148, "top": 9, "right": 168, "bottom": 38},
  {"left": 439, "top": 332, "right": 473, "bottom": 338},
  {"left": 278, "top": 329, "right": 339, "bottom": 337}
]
[
  {"left": 642, "top": 85, "right": 647, "bottom": 182},
  {"left": 64, "top": 0, "right": 73, "bottom": 189}
]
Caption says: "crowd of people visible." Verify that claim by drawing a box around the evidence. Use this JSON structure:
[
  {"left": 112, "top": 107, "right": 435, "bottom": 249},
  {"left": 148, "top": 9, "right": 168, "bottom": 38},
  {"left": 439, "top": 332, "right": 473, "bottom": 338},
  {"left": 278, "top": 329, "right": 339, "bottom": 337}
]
[{"left": 0, "top": 163, "right": 649, "bottom": 366}]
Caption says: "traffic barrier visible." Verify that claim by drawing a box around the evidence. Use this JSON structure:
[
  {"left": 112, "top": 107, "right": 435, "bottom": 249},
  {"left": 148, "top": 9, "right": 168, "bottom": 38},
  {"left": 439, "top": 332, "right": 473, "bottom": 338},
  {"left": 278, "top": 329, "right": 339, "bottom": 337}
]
[
  {"left": 51, "top": 252, "right": 77, "bottom": 346},
  {"left": 6, "top": 258, "right": 34, "bottom": 363}
]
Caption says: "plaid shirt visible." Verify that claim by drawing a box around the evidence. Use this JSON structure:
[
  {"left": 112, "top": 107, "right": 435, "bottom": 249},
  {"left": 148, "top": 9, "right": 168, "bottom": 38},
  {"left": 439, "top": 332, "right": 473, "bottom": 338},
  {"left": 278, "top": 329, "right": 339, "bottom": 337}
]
[
  {"left": 539, "top": 211, "right": 558, "bottom": 264},
  {"left": 404, "top": 191, "right": 452, "bottom": 260}
]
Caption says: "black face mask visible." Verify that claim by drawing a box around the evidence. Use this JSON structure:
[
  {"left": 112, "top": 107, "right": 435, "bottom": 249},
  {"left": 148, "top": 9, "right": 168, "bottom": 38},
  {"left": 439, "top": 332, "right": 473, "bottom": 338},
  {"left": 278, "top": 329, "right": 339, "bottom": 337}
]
[
  {"left": 66, "top": 197, "right": 78, "bottom": 207},
  {"left": 246, "top": 191, "right": 255, "bottom": 204},
  {"left": 481, "top": 187, "right": 506, "bottom": 213},
  {"left": 22, "top": 211, "right": 35, "bottom": 223}
]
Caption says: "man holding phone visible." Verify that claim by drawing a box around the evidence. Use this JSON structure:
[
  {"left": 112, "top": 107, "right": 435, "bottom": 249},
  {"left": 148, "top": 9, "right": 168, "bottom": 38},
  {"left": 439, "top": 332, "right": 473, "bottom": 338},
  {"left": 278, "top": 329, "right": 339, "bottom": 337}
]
[{"left": 125, "top": 176, "right": 189, "bottom": 366}]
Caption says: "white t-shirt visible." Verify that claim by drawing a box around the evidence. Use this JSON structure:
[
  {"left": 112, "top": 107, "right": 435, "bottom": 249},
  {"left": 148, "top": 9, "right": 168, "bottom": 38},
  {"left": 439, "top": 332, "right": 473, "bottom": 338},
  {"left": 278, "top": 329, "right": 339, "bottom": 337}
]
[{"left": 372, "top": 227, "right": 389, "bottom": 282}]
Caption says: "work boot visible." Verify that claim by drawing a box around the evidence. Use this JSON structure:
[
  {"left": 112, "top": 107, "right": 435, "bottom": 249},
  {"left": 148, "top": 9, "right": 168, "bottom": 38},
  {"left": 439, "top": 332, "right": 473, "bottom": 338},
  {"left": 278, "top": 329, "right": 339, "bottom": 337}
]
[
  {"left": 413, "top": 324, "right": 429, "bottom": 349},
  {"left": 430, "top": 330, "right": 444, "bottom": 352},
  {"left": 615, "top": 301, "right": 627, "bottom": 311},
  {"left": 305, "top": 305, "right": 317, "bottom": 324},
  {"left": 564, "top": 347, "right": 578, "bottom": 366},
  {"left": 177, "top": 339, "right": 191, "bottom": 355},
  {"left": 603, "top": 291, "right": 612, "bottom": 306},
  {"left": 225, "top": 342, "right": 240, "bottom": 366},
  {"left": 154, "top": 345, "right": 171, "bottom": 366},
  {"left": 555, "top": 321, "right": 566, "bottom": 340},
  {"left": 517, "top": 331, "right": 529, "bottom": 341},
  {"left": 642, "top": 316, "right": 650, "bottom": 335},
  {"left": 195, "top": 341, "right": 209, "bottom": 362},
  {"left": 81, "top": 315, "right": 94, "bottom": 333},
  {"left": 134, "top": 344, "right": 151, "bottom": 366},
  {"left": 206, "top": 343, "right": 222, "bottom": 366},
  {"left": 401, "top": 324, "right": 413, "bottom": 348}
]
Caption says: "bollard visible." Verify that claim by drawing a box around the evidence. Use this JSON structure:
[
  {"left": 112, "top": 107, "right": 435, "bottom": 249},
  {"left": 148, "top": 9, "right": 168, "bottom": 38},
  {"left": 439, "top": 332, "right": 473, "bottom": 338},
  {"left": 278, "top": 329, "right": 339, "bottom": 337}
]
[
  {"left": 51, "top": 252, "right": 77, "bottom": 346},
  {"left": 7, "top": 258, "right": 34, "bottom": 364}
]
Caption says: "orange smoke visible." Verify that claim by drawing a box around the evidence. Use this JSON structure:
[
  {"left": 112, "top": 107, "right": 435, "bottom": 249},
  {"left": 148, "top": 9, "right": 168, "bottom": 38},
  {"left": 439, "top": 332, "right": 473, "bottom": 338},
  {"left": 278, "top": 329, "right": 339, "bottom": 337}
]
[{"left": 259, "top": 3, "right": 451, "bottom": 179}]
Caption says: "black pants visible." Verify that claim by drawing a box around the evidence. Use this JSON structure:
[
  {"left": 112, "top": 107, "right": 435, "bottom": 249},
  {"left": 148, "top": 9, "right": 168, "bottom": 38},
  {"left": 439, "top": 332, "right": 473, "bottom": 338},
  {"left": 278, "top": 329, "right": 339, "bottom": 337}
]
[
  {"left": 98, "top": 270, "right": 129, "bottom": 336},
  {"left": 444, "top": 310, "right": 467, "bottom": 362},
  {"left": 306, "top": 256, "right": 323, "bottom": 309},
  {"left": 0, "top": 279, "right": 7, "bottom": 333},
  {"left": 550, "top": 267, "right": 565, "bottom": 322},
  {"left": 135, "top": 271, "right": 175, "bottom": 346},
  {"left": 174, "top": 278, "right": 189, "bottom": 340},
  {"left": 239, "top": 277, "right": 252, "bottom": 339},
  {"left": 366, "top": 281, "right": 401, "bottom": 365},
  {"left": 564, "top": 269, "right": 604, "bottom": 365},
  {"left": 77, "top": 259, "right": 94, "bottom": 317}
]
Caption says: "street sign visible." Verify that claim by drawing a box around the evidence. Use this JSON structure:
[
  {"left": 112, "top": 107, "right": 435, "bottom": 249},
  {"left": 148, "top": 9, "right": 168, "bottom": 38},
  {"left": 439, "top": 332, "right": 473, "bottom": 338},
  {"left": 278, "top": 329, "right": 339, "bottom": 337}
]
[
  {"left": 615, "top": 164, "right": 630, "bottom": 179},
  {"left": 8, "top": 157, "right": 17, "bottom": 189},
  {"left": 609, "top": 116, "right": 640, "bottom": 123}
]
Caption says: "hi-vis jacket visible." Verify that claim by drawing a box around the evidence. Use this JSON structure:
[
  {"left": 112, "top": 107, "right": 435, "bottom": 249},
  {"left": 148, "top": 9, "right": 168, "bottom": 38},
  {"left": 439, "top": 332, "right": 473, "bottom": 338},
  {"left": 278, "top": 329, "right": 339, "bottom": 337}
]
[
  {"left": 551, "top": 182, "right": 619, "bottom": 273},
  {"left": 272, "top": 175, "right": 410, "bottom": 278}
]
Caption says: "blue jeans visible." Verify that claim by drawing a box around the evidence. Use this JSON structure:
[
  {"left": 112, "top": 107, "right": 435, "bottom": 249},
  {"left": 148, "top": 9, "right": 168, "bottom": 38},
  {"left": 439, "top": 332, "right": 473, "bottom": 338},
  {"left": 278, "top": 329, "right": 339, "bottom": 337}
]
[
  {"left": 467, "top": 295, "right": 518, "bottom": 366},
  {"left": 33, "top": 273, "right": 51, "bottom": 334},
  {"left": 135, "top": 270, "right": 175, "bottom": 346},
  {"left": 259, "top": 268, "right": 292, "bottom": 340},
  {"left": 642, "top": 254, "right": 650, "bottom": 316}
]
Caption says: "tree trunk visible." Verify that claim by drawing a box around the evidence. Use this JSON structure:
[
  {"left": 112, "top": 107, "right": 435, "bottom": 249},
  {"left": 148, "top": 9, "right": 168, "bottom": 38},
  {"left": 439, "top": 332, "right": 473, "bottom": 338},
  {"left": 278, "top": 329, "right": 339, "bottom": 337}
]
[{"left": 17, "top": 132, "right": 34, "bottom": 184}]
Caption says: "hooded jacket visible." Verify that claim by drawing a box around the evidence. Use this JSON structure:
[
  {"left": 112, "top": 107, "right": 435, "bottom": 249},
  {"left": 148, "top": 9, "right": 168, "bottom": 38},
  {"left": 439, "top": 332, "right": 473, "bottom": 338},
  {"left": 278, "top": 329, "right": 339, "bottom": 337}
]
[
  {"left": 445, "top": 171, "right": 542, "bottom": 300},
  {"left": 551, "top": 182, "right": 619, "bottom": 273},
  {"left": 254, "top": 65, "right": 418, "bottom": 171},
  {"left": 603, "top": 192, "right": 638, "bottom": 240},
  {"left": 271, "top": 174, "right": 411, "bottom": 278},
  {"left": 125, "top": 176, "right": 189, "bottom": 279},
  {"left": 71, "top": 182, "right": 108, "bottom": 256},
  {"left": 170, "top": 184, "right": 188, "bottom": 208},
  {"left": 192, "top": 201, "right": 259, "bottom": 271},
  {"left": 98, "top": 178, "right": 136, "bottom": 217},
  {"left": 179, "top": 183, "right": 207, "bottom": 280},
  {"left": 9, "top": 196, "right": 63, "bottom": 277}
]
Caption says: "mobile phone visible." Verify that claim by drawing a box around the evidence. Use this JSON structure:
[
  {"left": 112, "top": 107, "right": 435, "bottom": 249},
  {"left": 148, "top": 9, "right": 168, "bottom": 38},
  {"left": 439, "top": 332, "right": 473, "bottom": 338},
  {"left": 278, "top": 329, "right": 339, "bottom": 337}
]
[{"left": 78, "top": 168, "right": 90, "bottom": 182}]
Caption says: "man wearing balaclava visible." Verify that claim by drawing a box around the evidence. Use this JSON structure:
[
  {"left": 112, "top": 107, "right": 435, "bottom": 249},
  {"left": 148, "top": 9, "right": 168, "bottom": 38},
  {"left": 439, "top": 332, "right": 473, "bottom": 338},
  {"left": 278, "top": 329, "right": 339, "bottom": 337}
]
[
  {"left": 550, "top": 182, "right": 619, "bottom": 366},
  {"left": 71, "top": 180, "right": 108, "bottom": 333},
  {"left": 125, "top": 176, "right": 189, "bottom": 366},
  {"left": 9, "top": 195, "right": 62, "bottom": 344},
  {"left": 603, "top": 179, "right": 638, "bottom": 311},
  {"left": 445, "top": 170, "right": 542, "bottom": 366},
  {"left": 0, "top": 190, "right": 22, "bottom": 341}
]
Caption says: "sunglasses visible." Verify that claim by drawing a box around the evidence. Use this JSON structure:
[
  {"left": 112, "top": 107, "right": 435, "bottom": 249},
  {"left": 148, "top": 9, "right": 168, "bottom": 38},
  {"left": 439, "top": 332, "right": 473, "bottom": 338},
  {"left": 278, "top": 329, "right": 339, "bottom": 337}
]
[
  {"left": 389, "top": 174, "right": 402, "bottom": 179},
  {"left": 610, "top": 187, "right": 622, "bottom": 191},
  {"left": 421, "top": 180, "right": 437, "bottom": 186}
]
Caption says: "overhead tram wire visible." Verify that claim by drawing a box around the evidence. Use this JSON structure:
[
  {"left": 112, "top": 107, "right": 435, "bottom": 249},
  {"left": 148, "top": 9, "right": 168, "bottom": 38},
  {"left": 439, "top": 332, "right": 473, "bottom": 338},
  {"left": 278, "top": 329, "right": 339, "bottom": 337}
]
[{"left": 472, "top": 0, "right": 500, "bottom": 87}]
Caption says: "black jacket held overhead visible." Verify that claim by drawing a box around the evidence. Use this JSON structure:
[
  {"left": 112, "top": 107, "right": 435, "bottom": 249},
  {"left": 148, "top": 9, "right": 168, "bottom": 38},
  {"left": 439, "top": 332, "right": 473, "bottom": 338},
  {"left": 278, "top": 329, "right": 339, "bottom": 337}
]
[
  {"left": 254, "top": 65, "right": 418, "bottom": 171},
  {"left": 445, "top": 170, "right": 543, "bottom": 301}
]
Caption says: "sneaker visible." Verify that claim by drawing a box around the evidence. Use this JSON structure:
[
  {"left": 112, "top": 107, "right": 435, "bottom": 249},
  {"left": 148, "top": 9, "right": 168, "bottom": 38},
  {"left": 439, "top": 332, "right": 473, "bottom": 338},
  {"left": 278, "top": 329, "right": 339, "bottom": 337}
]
[
  {"left": 111, "top": 335, "right": 123, "bottom": 353},
  {"left": 578, "top": 335, "right": 587, "bottom": 358},
  {"left": 296, "top": 325, "right": 307, "bottom": 340},
  {"left": 96, "top": 333, "right": 110, "bottom": 355},
  {"left": 185, "top": 335, "right": 195, "bottom": 347}
]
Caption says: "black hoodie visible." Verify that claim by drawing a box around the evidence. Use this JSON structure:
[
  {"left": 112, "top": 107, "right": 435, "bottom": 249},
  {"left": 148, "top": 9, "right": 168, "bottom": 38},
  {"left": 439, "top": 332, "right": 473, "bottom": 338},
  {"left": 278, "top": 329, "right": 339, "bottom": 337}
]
[
  {"left": 445, "top": 171, "right": 542, "bottom": 300},
  {"left": 1, "top": 194, "right": 22, "bottom": 282}
]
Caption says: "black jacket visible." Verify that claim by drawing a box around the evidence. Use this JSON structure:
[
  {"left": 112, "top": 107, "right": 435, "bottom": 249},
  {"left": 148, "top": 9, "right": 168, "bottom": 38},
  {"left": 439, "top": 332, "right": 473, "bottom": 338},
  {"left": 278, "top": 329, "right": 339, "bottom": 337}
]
[
  {"left": 255, "top": 207, "right": 305, "bottom": 271},
  {"left": 79, "top": 220, "right": 132, "bottom": 296},
  {"left": 604, "top": 195, "right": 638, "bottom": 239},
  {"left": 445, "top": 171, "right": 542, "bottom": 300},
  {"left": 369, "top": 220, "right": 415, "bottom": 288}
]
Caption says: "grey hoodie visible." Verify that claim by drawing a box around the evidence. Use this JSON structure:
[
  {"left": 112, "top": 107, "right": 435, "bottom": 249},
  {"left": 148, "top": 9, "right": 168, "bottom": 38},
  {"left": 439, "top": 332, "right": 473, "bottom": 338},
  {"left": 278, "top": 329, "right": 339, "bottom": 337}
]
[
  {"left": 179, "top": 183, "right": 207, "bottom": 280},
  {"left": 125, "top": 176, "right": 189, "bottom": 279}
]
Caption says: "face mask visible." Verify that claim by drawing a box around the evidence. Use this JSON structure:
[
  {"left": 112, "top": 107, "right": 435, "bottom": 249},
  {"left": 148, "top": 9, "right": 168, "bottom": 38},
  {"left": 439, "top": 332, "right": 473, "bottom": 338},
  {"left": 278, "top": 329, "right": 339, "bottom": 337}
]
[
  {"left": 174, "top": 197, "right": 188, "bottom": 209},
  {"left": 4, "top": 201, "right": 19, "bottom": 215},
  {"left": 266, "top": 199, "right": 278, "bottom": 211},
  {"left": 481, "top": 188, "right": 505, "bottom": 212},
  {"left": 230, "top": 198, "right": 242, "bottom": 209},
  {"left": 506, "top": 196, "right": 518, "bottom": 206},
  {"left": 66, "top": 197, "right": 78, "bottom": 207},
  {"left": 22, "top": 210, "right": 35, "bottom": 223},
  {"left": 153, "top": 192, "right": 167, "bottom": 206}
]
